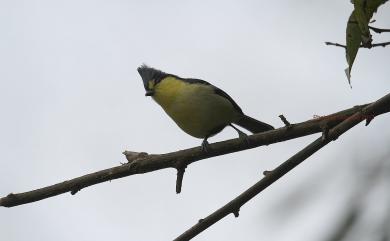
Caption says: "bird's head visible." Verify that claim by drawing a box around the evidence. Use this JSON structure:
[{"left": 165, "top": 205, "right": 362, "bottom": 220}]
[{"left": 137, "top": 65, "right": 168, "bottom": 97}]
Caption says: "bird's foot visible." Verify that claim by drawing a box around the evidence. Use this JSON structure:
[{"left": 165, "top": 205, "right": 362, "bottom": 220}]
[
  {"left": 201, "top": 139, "right": 210, "bottom": 153},
  {"left": 238, "top": 131, "right": 250, "bottom": 146},
  {"left": 230, "top": 124, "right": 250, "bottom": 146}
]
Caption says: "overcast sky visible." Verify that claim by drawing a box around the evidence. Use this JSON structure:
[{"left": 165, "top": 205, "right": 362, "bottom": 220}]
[{"left": 1, "top": 1, "right": 390, "bottom": 241}]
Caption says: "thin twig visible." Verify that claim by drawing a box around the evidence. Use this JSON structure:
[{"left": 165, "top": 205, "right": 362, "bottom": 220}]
[
  {"left": 369, "top": 26, "right": 390, "bottom": 34},
  {"left": 347, "top": 22, "right": 390, "bottom": 34},
  {"left": 371, "top": 41, "right": 390, "bottom": 48},
  {"left": 325, "top": 42, "right": 346, "bottom": 48},
  {"left": 278, "top": 114, "right": 291, "bottom": 127},
  {"left": 325, "top": 41, "right": 390, "bottom": 48},
  {"left": 1, "top": 98, "right": 390, "bottom": 207},
  {"left": 174, "top": 93, "right": 390, "bottom": 241}
]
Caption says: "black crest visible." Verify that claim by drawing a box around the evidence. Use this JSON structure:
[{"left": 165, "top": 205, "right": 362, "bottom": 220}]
[{"left": 137, "top": 64, "right": 169, "bottom": 90}]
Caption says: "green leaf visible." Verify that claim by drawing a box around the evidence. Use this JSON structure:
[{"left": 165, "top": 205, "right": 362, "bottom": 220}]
[
  {"left": 344, "top": 0, "right": 388, "bottom": 85},
  {"left": 345, "top": 11, "right": 363, "bottom": 86},
  {"left": 352, "top": 0, "right": 388, "bottom": 45},
  {"left": 365, "top": 0, "right": 388, "bottom": 18},
  {"left": 353, "top": 0, "right": 371, "bottom": 45}
]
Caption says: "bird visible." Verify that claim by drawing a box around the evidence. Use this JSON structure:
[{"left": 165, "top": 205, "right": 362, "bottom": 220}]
[{"left": 137, "top": 65, "right": 274, "bottom": 151}]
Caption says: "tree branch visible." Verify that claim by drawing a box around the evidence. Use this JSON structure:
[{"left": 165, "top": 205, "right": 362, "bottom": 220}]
[
  {"left": 173, "top": 93, "right": 390, "bottom": 241},
  {"left": 1, "top": 96, "right": 390, "bottom": 208},
  {"left": 369, "top": 25, "right": 390, "bottom": 34},
  {"left": 278, "top": 114, "right": 291, "bottom": 127},
  {"left": 325, "top": 42, "right": 347, "bottom": 48},
  {"left": 325, "top": 41, "right": 390, "bottom": 48},
  {"left": 371, "top": 41, "right": 390, "bottom": 48}
]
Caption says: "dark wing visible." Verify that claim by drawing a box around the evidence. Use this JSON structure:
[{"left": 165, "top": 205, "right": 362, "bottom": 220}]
[
  {"left": 183, "top": 78, "right": 243, "bottom": 114},
  {"left": 213, "top": 87, "right": 243, "bottom": 114},
  {"left": 182, "top": 78, "right": 212, "bottom": 86}
]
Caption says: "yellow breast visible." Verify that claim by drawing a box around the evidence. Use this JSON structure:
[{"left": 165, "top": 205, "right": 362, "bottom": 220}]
[{"left": 152, "top": 77, "right": 239, "bottom": 138}]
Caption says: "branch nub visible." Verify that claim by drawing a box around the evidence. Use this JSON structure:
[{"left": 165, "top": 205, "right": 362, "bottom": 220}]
[
  {"left": 176, "top": 165, "right": 187, "bottom": 194},
  {"left": 279, "top": 114, "right": 291, "bottom": 128}
]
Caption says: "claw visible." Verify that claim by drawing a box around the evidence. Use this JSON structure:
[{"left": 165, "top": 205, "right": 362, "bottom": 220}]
[
  {"left": 240, "top": 132, "right": 250, "bottom": 146},
  {"left": 201, "top": 139, "right": 210, "bottom": 152},
  {"left": 230, "top": 124, "right": 250, "bottom": 146},
  {"left": 237, "top": 129, "right": 247, "bottom": 138},
  {"left": 238, "top": 131, "right": 250, "bottom": 146}
]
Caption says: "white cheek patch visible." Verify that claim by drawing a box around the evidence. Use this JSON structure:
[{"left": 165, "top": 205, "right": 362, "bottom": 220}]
[{"left": 148, "top": 80, "right": 155, "bottom": 90}]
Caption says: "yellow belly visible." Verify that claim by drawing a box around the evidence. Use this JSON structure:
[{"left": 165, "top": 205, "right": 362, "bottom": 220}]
[{"left": 153, "top": 77, "right": 239, "bottom": 138}]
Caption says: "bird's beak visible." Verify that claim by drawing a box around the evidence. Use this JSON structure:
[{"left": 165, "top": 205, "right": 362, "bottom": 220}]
[{"left": 145, "top": 90, "right": 155, "bottom": 96}]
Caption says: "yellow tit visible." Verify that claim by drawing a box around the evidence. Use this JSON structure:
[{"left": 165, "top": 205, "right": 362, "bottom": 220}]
[{"left": 137, "top": 65, "right": 274, "bottom": 151}]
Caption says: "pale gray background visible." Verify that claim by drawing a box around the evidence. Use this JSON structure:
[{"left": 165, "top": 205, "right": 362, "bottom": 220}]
[{"left": 0, "top": 1, "right": 389, "bottom": 241}]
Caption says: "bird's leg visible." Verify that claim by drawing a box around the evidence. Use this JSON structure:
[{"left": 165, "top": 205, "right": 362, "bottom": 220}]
[
  {"left": 201, "top": 138, "right": 210, "bottom": 152},
  {"left": 230, "top": 124, "right": 247, "bottom": 138},
  {"left": 230, "top": 124, "right": 250, "bottom": 145}
]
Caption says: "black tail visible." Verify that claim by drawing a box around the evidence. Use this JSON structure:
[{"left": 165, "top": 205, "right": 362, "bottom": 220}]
[{"left": 234, "top": 115, "right": 274, "bottom": 134}]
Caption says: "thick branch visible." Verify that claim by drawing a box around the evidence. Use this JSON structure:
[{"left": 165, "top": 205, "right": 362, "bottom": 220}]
[
  {"left": 174, "top": 93, "right": 390, "bottom": 241},
  {"left": 1, "top": 96, "right": 390, "bottom": 208}
]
